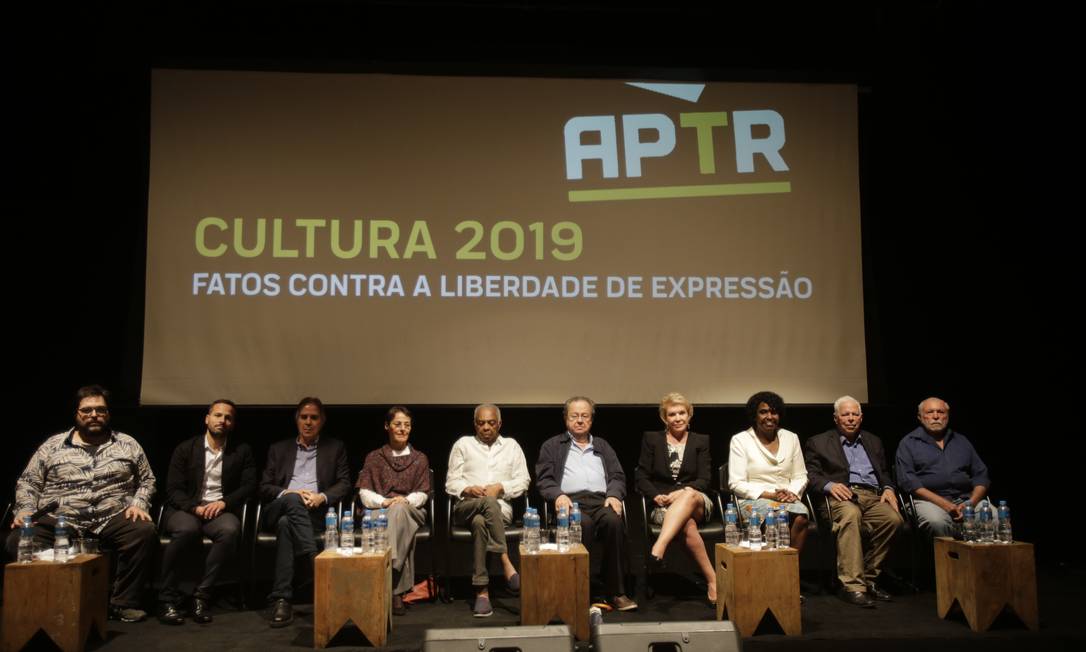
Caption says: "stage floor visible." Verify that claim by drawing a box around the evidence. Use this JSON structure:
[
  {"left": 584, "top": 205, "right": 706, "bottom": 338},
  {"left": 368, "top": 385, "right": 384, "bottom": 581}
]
[{"left": 23, "top": 566, "right": 1084, "bottom": 651}]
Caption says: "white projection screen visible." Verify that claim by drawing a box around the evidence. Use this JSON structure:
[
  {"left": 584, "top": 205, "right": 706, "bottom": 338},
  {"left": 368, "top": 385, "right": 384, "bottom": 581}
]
[{"left": 142, "top": 69, "right": 866, "bottom": 406}]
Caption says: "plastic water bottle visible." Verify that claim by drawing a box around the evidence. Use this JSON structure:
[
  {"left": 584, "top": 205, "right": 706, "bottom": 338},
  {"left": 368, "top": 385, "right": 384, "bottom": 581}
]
[
  {"left": 324, "top": 507, "right": 338, "bottom": 550},
  {"left": 978, "top": 501, "right": 994, "bottom": 544},
  {"left": 961, "top": 504, "right": 976, "bottom": 542},
  {"left": 54, "top": 515, "right": 70, "bottom": 563},
  {"left": 17, "top": 516, "right": 34, "bottom": 563},
  {"left": 778, "top": 510, "right": 791, "bottom": 549},
  {"left": 375, "top": 508, "right": 389, "bottom": 552},
  {"left": 996, "top": 500, "right": 1012, "bottom": 543},
  {"left": 556, "top": 507, "right": 570, "bottom": 553},
  {"left": 589, "top": 605, "right": 603, "bottom": 628},
  {"left": 569, "top": 502, "right": 582, "bottom": 546},
  {"left": 340, "top": 508, "right": 354, "bottom": 554},
  {"left": 747, "top": 510, "right": 763, "bottom": 551},
  {"left": 523, "top": 508, "right": 540, "bottom": 554},
  {"left": 360, "top": 510, "right": 374, "bottom": 553},
  {"left": 764, "top": 508, "right": 779, "bottom": 550},
  {"left": 724, "top": 506, "right": 740, "bottom": 545}
]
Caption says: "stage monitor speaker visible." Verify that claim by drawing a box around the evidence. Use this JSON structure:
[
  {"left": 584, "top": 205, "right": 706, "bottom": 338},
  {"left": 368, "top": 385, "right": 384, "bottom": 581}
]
[
  {"left": 592, "top": 621, "right": 741, "bottom": 652},
  {"left": 423, "top": 624, "right": 573, "bottom": 652}
]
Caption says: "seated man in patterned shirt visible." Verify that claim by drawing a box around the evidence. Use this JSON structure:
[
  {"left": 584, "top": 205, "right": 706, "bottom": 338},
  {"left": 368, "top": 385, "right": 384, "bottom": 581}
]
[{"left": 6, "top": 385, "right": 158, "bottom": 623}]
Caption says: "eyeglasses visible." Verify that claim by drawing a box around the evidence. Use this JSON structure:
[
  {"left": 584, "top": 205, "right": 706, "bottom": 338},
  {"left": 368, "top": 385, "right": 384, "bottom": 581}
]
[{"left": 78, "top": 406, "right": 109, "bottom": 415}]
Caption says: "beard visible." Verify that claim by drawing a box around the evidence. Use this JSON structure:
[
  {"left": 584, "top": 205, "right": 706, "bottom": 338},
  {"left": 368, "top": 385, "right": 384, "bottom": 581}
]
[{"left": 78, "top": 420, "right": 110, "bottom": 441}]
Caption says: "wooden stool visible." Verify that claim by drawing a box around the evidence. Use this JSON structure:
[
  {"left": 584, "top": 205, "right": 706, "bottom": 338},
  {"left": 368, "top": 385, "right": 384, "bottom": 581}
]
[
  {"left": 934, "top": 537, "right": 1038, "bottom": 632},
  {"left": 715, "top": 543, "right": 801, "bottom": 636},
  {"left": 519, "top": 544, "right": 590, "bottom": 641},
  {"left": 313, "top": 549, "right": 391, "bottom": 648},
  {"left": 2, "top": 554, "right": 108, "bottom": 652}
]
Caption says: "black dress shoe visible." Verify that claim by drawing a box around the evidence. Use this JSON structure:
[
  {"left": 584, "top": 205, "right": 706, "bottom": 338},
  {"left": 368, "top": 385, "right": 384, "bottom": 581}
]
[
  {"left": 837, "top": 589, "right": 876, "bottom": 608},
  {"left": 867, "top": 584, "right": 893, "bottom": 602},
  {"left": 158, "top": 604, "right": 185, "bottom": 625},
  {"left": 192, "top": 597, "right": 213, "bottom": 624},
  {"left": 269, "top": 599, "right": 293, "bottom": 627}
]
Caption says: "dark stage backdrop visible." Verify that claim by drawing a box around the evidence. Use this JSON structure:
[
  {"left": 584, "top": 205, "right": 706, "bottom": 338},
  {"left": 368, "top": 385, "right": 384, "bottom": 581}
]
[{"left": 11, "top": 2, "right": 1070, "bottom": 564}]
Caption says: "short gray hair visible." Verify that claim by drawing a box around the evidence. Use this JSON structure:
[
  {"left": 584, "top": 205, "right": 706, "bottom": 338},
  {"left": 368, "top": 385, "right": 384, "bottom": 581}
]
[
  {"left": 918, "top": 397, "right": 950, "bottom": 413},
  {"left": 473, "top": 403, "right": 502, "bottom": 422}
]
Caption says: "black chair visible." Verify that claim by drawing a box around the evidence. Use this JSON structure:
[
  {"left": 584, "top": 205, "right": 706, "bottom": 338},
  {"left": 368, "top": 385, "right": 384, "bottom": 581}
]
[
  {"left": 444, "top": 491, "right": 529, "bottom": 598},
  {"left": 155, "top": 500, "right": 251, "bottom": 608},
  {"left": 637, "top": 468, "right": 725, "bottom": 599}
]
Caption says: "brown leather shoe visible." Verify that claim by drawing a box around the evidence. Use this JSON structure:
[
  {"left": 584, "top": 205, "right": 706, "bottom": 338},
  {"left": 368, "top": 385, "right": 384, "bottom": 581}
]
[
  {"left": 867, "top": 584, "right": 893, "bottom": 601},
  {"left": 611, "top": 595, "right": 638, "bottom": 611}
]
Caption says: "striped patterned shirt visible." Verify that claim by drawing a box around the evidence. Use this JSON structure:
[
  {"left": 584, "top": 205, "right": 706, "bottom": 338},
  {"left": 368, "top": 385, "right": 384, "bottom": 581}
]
[{"left": 15, "top": 429, "right": 156, "bottom": 534}]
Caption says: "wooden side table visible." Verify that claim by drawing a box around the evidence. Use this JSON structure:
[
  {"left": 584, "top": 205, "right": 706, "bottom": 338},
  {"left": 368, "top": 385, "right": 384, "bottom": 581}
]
[
  {"left": 2, "top": 554, "right": 108, "bottom": 652},
  {"left": 934, "top": 537, "right": 1038, "bottom": 632},
  {"left": 313, "top": 549, "right": 391, "bottom": 648},
  {"left": 715, "top": 543, "right": 801, "bottom": 636},
  {"left": 519, "top": 544, "right": 590, "bottom": 641}
]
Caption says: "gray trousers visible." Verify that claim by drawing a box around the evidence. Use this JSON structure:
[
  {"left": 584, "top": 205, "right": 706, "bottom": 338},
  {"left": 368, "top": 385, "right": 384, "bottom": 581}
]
[
  {"left": 452, "top": 497, "right": 511, "bottom": 586},
  {"left": 385, "top": 502, "right": 427, "bottom": 595}
]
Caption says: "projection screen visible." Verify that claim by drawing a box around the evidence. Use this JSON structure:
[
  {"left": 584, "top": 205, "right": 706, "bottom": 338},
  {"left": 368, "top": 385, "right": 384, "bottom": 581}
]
[{"left": 142, "top": 69, "right": 866, "bottom": 405}]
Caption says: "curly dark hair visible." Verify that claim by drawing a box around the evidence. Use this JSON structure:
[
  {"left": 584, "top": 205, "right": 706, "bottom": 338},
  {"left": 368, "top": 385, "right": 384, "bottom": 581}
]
[{"left": 745, "top": 391, "right": 785, "bottom": 426}]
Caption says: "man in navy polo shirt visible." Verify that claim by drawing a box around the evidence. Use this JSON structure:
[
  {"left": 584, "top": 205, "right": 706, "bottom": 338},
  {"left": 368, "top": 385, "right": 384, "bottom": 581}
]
[{"left": 895, "top": 397, "right": 991, "bottom": 538}]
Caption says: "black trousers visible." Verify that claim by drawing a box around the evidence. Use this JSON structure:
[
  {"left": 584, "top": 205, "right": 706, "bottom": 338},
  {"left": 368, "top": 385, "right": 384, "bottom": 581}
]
[
  {"left": 263, "top": 493, "right": 323, "bottom": 600},
  {"left": 567, "top": 491, "right": 629, "bottom": 597},
  {"left": 157, "top": 509, "right": 242, "bottom": 603},
  {"left": 6, "top": 511, "right": 158, "bottom": 608}
]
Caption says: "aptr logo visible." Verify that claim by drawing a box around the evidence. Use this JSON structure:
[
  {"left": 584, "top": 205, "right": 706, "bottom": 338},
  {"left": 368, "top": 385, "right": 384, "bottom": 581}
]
[{"left": 562, "top": 82, "right": 791, "bottom": 202}]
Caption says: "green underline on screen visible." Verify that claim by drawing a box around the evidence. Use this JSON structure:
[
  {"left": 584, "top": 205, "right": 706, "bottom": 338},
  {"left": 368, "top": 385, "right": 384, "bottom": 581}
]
[{"left": 567, "top": 181, "right": 792, "bottom": 202}]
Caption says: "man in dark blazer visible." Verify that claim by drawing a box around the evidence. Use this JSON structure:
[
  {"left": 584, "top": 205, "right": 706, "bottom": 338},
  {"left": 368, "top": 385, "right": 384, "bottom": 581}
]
[
  {"left": 260, "top": 397, "right": 351, "bottom": 627},
  {"left": 536, "top": 396, "right": 637, "bottom": 612},
  {"left": 158, "top": 399, "right": 256, "bottom": 624},
  {"left": 804, "top": 396, "right": 903, "bottom": 608}
]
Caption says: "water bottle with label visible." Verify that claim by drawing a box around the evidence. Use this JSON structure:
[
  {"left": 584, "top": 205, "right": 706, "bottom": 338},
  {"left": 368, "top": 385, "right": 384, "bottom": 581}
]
[
  {"left": 376, "top": 508, "right": 389, "bottom": 552},
  {"left": 996, "top": 500, "right": 1012, "bottom": 543},
  {"left": 556, "top": 507, "right": 570, "bottom": 553},
  {"left": 523, "top": 508, "right": 540, "bottom": 554},
  {"left": 17, "top": 515, "right": 34, "bottom": 563},
  {"left": 978, "top": 501, "right": 994, "bottom": 543},
  {"left": 324, "top": 507, "right": 338, "bottom": 550},
  {"left": 569, "top": 502, "right": 582, "bottom": 546},
  {"left": 340, "top": 508, "right": 354, "bottom": 554},
  {"left": 764, "top": 508, "right": 779, "bottom": 550},
  {"left": 54, "top": 515, "right": 70, "bottom": 563},
  {"left": 361, "top": 510, "right": 374, "bottom": 553},
  {"left": 778, "top": 509, "right": 791, "bottom": 548},
  {"left": 961, "top": 503, "right": 976, "bottom": 542},
  {"left": 747, "top": 510, "right": 763, "bottom": 551},
  {"left": 724, "top": 506, "right": 740, "bottom": 545}
]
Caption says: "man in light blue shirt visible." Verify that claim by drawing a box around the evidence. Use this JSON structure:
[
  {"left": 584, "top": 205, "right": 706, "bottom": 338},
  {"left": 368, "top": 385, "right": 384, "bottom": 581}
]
[{"left": 536, "top": 396, "right": 636, "bottom": 611}]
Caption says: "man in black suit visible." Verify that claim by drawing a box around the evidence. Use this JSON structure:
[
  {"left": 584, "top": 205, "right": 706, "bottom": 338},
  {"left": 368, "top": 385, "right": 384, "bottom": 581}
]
[
  {"left": 804, "top": 396, "right": 903, "bottom": 608},
  {"left": 158, "top": 399, "right": 257, "bottom": 625},
  {"left": 260, "top": 397, "right": 351, "bottom": 627}
]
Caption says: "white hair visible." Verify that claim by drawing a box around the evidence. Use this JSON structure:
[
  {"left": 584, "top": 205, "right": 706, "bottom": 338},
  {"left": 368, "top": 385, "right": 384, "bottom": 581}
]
[
  {"left": 833, "top": 395, "right": 862, "bottom": 415},
  {"left": 917, "top": 397, "right": 950, "bottom": 413},
  {"left": 473, "top": 403, "right": 501, "bottom": 422}
]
